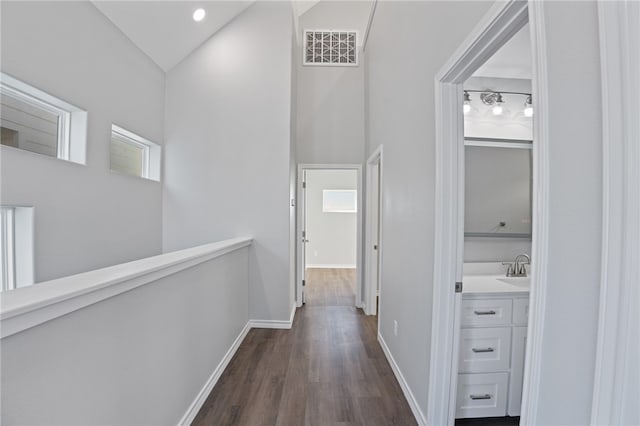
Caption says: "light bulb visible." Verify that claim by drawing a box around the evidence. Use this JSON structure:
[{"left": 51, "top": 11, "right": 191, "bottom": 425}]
[
  {"left": 524, "top": 95, "right": 533, "bottom": 117},
  {"left": 463, "top": 91, "right": 471, "bottom": 115},
  {"left": 193, "top": 8, "right": 206, "bottom": 22},
  {"left": 492, "top": 93, "right": 504, "bottom": 115}
]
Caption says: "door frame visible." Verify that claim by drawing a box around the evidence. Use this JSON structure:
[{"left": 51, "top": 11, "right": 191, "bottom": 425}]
[
  {"left": 426, "top": 1, "right": 550, "bottom": 424},
  {"left": 364, "top": 146, "right": 383, "bottom": 316},
  {"left": 296, "top": 164, "right": 364, "bottom": 308},
  {"left": 591, "top": 1, "right": 640, "bottom": 423}
]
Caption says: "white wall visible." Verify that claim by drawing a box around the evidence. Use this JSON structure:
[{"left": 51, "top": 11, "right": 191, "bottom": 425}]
[
  {"left": 463, "top": 76, "right": 533, "bottom": 262},
  {"left": 163, "top": 1, "right": 294, "bottom": 322},
  {"left": 533, "top": 2, "right": 603, "bottom": 422},
  {"left": 1, "top": 247, "right": 249, "bottom": 425},
  {"left": 0, "top": 1, "right": 165, "bottom": 282},
  {"left": 295, "top": 1, "right": 369, "bottom": 164},
  {"left": 305, "top": 169, "right": 357, "bottom": 268},
  {"left": 365, "top": 0, "right": 493, "bottom": 415}
]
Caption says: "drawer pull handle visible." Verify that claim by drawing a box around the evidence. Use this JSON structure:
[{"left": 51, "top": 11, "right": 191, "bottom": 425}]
[
  {"left": 472, "top": 347, "right": 495, "bottom": 353},
  {"left": 473, "top": 310, "right": 496, "bottom": 315},
  {"left": 470, "top": 394, "right": 492, "bottom": 400}
]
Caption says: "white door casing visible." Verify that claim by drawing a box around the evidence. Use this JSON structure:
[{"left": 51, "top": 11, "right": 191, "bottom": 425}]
[
  {"left": 427, "top": 1, "right": 548, "bottom": 425},
  {"left": 365, "top": 146, "right": 383, "bottom": 315},
  {"left": 296, "top": 164, "right": 364, "bottom": 308}
]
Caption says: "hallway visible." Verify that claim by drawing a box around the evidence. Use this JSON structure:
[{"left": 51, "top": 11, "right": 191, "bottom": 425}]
[{"left": 193, "top": 269, "right": 416, "bottom": 425}]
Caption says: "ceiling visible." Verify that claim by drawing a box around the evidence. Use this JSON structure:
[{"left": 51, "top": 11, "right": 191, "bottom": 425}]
[
  {"left": 92, "top": 1, "right": 255, "bottom": 72},
  {"left": 474, "top": 24, "right": 532, "bottom": 80}
]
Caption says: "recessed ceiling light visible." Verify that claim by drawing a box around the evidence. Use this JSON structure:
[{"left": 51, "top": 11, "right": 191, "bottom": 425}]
[{"left": 193, "top": 8, "right": 206, "bottom": 22}]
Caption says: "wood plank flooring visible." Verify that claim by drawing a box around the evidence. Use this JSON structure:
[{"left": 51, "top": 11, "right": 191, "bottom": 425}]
[
  {"left": 304, "top": 268, "right": 356, "bottom": 306},
  {"left": 193, "top": 268, "right": 416, "bottom": 426}
]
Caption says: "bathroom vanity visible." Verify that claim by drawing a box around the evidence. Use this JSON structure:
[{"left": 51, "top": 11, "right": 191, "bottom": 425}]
[{"left": 455, "top": 264, "right": 530, "bottom": 419}]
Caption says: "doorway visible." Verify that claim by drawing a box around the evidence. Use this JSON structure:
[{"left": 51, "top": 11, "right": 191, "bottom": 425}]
[
  {"left": 296, "top": 165, "right": 363, "bottom": 308},
  {"left": 427, "top": 1, "right": 549, "bottom": 425},
  {"left": 365, "top": 146, "right": 383, "bottom": 316}
]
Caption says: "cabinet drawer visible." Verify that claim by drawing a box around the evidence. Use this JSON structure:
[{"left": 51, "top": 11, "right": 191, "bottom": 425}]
[
  {"left": 456, "top": 372, "right": 508, "bottom": 419},
  {"left": 458, "top": 327, "right": 512, "bottom": 373},
  {"left": 513, "top": 298, "right": 529, "bottom": 325},
  {"left": 461, "top": 299, "right": 512, "bottom": 327}
]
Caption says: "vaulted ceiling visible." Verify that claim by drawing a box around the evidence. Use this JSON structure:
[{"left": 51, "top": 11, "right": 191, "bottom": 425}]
[{"left": 92, "top": 1, "right": 255, "bottom": 71}]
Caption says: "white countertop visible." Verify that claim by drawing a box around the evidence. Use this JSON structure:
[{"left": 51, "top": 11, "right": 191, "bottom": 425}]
[
  {"left": 462, "top": 262, "right": 530, "bottom": 296},
  {"left": 463, "top": 274, "right": 530, "bottom": 295}
]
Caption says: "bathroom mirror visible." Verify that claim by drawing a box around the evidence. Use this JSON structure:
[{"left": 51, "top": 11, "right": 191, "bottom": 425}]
[{"left": 464, "top": 138, "right": 532, "bottom": 238}]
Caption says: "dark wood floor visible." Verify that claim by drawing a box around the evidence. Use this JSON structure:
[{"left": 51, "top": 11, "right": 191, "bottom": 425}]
[
  {"left": 193, "top": 268, "right": 416, "bottom": 425},
  {"left": 304, "top": 268, "right": 356, "bottom": 307}
]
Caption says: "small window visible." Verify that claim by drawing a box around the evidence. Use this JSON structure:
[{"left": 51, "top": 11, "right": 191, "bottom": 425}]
[
  {"left": 110, "top": 125, "right": 161, "bottom": 181},
  {"left": 1, "top": 206, "right": 34, "bottom": 292},
  {"left": 0, "top": 73, "right": 87, "bottom": 164},
  {"left": 304, "top": 30, "right": 358, "bottom": 66},
  {"left": 323, "top": 190, "right": 357, "bottom": 213}
]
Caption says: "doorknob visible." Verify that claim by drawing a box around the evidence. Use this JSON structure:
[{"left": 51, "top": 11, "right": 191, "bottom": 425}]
[
  {"left": 302, "top": 238, "right": 309, "bottom": 243},
  {"left": 373, "top": 245, "right": 378, "bottom": 250}
]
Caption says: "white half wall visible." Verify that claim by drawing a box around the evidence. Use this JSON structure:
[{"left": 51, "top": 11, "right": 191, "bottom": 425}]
[
  {"left": 0, "top": 1, "right": 165, "bottom": 282},
  {"left": 305, "top": 169, "right": 357, "bottom": 268},
  {"left": 0, "top": 246, "right": 250, "bottom": 425},
  {"left": 365, "top": 0, "right": 493, "bottom": 417},
  {"left": 163, "top": 1, "right": 294, "bottom": 322}
]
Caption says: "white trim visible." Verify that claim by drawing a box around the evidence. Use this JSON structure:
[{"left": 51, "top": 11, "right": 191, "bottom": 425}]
[
  {"left": 296, "top": 164, "right": 364, "bottom": 308},
  {"left": 0, "top": 72, "right": 87, "bottom": 164},
  {"left": 178, "top": 321, "right": 251, "bottom": 426},
  {"left": 520, "top": 3, "right": 550, "bottom": 424},
  {"left": 0, "top": 237, "right": 252, "bottom": 339},
  {"left": 378, "top": 332, "right": 427, "bottom": 425},
  {"left": 250, "top": 302, "right": 297, "bottom": 330},
  {"left": 365, "top": 145, "right": 383, "bottom": 316},
  {"left": 428, "top": 1, "right": 548, "bottom": 425},
  {"left": 110, "top": 124, "right": 161, "bottom": 182},
  {"left": 305, "top": 264, "right": 356, "bottom": 269},
  {"left": 591, "top": 2, "right": 640, "bottom": 424}
]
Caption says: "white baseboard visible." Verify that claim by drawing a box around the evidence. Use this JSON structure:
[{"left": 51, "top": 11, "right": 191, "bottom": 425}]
[
  {"left": 178, "top": 321, "right": 251, "bottom": 425},
  {"left": 249, "top": 303, "right": 297, "bottom": 330},
  {"left": 305, "top": 264, "right": 356, "bottom": 269},
  {"left": 378, "top": 332, "right": 427, "bottom": 426}
]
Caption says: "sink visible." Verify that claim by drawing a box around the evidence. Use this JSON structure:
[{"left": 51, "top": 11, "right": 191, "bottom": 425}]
[{"left": 497, "top": 277, "right": 531, "bottom": 286}]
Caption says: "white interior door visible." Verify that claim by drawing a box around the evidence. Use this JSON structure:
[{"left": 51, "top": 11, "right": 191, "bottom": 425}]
[
  {"left": 370, "top": 162, "right": 380, "bottom": 313},
  {"left": 301, "top": 169, "right": 308, "bottom": 304}
]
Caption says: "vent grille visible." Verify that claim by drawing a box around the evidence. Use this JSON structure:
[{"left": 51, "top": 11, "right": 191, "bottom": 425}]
[{"left": 304, "top": 31, "right": 357, "bottom": 66}]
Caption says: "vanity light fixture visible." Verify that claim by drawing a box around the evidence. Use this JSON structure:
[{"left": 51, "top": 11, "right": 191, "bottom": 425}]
[
  {"left": 524, "top": 95, "right": 534, "bottom": 117},
  {"left": 465, "top": 90, "right": 533, "bottom": 117},
  {"left": 463, "top": 91, "right": 472, "bottom": 114},
  {"left": 193, "top": 8, "right": 206, "bottom": 22}
]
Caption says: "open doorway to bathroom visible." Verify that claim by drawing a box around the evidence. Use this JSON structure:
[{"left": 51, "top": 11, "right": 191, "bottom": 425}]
[
  {"left": 297, "top": 166, "right": 362, "bottom": 308},
  {"left": 455, "top": 22, "right": 533, "bottom": 426}
]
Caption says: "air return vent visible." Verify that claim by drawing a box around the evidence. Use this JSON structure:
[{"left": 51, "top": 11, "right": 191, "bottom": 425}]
[{"left": 304, "top": 31, "right": 357, "bottom": 66}]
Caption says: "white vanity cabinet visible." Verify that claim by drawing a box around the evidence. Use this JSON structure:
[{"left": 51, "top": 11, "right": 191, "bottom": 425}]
[{"left": 456, "top": 293, "right": 529, "bottom": 419}]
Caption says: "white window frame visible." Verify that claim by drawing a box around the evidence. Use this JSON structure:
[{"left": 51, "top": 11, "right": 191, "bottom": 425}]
[
  {"left": 0, "top": 72, "right": 87, "bottom": 164},
  {"left": 1, "top": 207, "right": 16, "bottom": 292},
  {"left": 110, "top": 124, "right": 161, "bottom": 182}
]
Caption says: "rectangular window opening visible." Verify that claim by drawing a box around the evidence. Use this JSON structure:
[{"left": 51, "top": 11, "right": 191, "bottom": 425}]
[
  {"left": 110, "top": 125, "right": 160, "bottom": 181},
  {"left": 1, "top": 73, "right": 87, "bottom": 164},
  {"left": 1, "top": 206, "right": 34, "bottom": 292},
  {"left": 322, "top": 190, "right": 357, "bottom": 213}
]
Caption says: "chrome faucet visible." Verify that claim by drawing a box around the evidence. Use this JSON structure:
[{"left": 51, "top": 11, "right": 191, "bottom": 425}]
[{"left": 502, "top": 253, "right": 531, "bottom": 277}]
